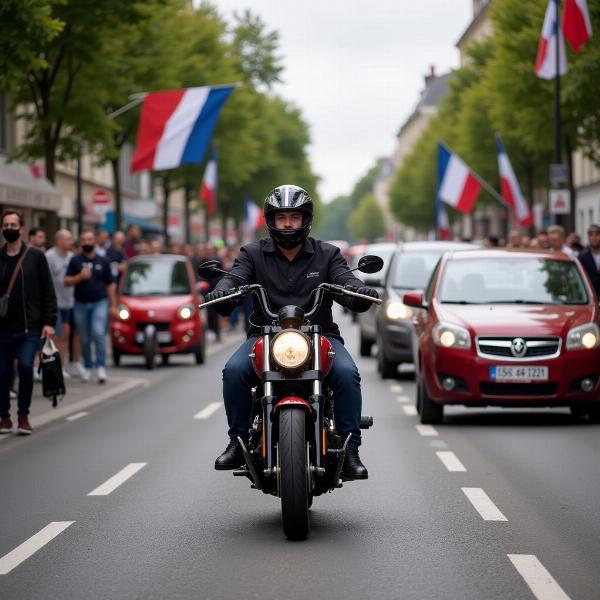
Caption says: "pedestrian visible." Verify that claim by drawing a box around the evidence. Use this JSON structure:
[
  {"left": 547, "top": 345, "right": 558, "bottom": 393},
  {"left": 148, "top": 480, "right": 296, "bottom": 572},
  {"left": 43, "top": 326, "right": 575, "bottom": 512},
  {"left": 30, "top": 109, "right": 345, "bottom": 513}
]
[
  {"left": 566, "top": 232, "right": 584, "bottom": 254},
  {"left": 578, "top": 224, "right": 600, "bottom": 298},
  {"left": 45, "top": 229, "right": 75, "bottom": 378},
  {"left": 0, "top": 210, "right": 57, "bottom": 435},
  {"left": 65, "top": 230, "right": 117, "bottom": 383},
  {"left": 547, "top": 225, "right": 574, "bottom": 256},
  {"left": 123, "top": 224, "right": 142, "bottom": 259},
  {"left": 106, "top": 230, "right": 126, "bottom": 283},
  {"left": 536, "top": 229, "right": 550, "bottom": 249},
  {"left": 507, "top": 229, "right": 523, "bottom": 248},
  {"left": 28, "top": 227, "right": 46, "bottom": 250},
  {"left": 95, "top": 228, "right": 110, "bottom": 257}
]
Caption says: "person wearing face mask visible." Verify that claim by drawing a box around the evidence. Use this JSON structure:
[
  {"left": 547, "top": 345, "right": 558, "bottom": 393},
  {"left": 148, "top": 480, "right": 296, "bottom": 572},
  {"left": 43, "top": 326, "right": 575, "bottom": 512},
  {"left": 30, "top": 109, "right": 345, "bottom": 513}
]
[
  {"left": 0, "top": 210, "right": 57, "bottom": 435},
  {"left": 65, "top": 230, "right": 117, "bottom": 383}
]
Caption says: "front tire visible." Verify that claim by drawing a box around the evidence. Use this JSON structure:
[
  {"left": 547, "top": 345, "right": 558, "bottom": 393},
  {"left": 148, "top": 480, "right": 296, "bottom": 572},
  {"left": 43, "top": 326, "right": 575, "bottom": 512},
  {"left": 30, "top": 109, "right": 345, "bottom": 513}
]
[
  {"left": 359, "top": 331, "right": 373, "bottom": 357},
  {"left": 144, "top": 334, "right": 157, "bottom": 370},
  {"left": 419, "top": 376, "right": 443, "bottom": 424},
  {"left": 279, "top": 407, "right": 309, "bottom": 540},
  {"left": 194, "top": 329, "right": 206, "bottom": 365},
  {"left": 112, "top": 348, "right": 121, "bottom": 367},
  {"left": 377, "top": 337, "right": 397, "bottom": 379}
]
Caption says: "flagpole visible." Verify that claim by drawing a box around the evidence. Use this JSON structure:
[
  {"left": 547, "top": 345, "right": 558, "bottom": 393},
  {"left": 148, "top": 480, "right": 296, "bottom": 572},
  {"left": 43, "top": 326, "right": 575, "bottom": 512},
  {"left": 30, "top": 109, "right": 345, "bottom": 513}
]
[{"left": 554, "top": 0, "right": 563, "bottom": 227}]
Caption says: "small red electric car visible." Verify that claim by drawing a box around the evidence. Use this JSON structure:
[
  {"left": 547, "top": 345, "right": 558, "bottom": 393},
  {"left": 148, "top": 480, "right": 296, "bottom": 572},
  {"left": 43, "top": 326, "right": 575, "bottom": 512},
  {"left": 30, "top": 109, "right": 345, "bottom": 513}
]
[
  {"left": 110, "top": 254, "right": 206, "bottom": 369},
  {"left": 404, "top": 249, "right": 600, "bottom": 423}
]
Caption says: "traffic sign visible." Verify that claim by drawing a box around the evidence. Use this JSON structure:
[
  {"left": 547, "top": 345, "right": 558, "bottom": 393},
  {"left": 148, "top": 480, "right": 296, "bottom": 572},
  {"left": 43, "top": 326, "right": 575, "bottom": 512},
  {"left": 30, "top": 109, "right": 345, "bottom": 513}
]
[
  {"left": 549, "top": 164, "right": 569, "bottom": 187},
  {"left": 549, "top": 189, "right": 571, "bottom": 215},
  {"left": 92, "top": 189, "right": 111, "bottom": 205}
]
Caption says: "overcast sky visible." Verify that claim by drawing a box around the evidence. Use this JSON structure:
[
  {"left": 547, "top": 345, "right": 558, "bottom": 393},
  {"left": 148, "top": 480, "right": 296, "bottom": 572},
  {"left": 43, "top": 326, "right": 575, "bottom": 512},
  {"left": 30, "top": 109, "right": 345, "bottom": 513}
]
[{"left": 211, "top": 1, "right": 473, "bottom": 201}]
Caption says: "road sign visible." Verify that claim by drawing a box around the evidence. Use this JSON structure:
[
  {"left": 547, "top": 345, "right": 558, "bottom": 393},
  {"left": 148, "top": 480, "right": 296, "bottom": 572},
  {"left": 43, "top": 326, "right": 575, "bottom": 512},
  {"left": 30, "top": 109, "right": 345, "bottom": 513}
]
[
  {"left": 549, "top": 189, "right": 571, "bottom": 215},
  {"left": 549, "top": 164, "right": 569, "bottom": 187},
  {"left": 92, "top": 189, "right": 111, "bottom": 205}
]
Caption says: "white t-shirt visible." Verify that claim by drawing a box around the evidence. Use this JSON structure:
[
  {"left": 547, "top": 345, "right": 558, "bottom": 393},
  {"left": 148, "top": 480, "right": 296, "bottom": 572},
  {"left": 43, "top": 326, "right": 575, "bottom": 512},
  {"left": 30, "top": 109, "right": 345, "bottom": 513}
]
[{"left": 45, "top": 247, "right": 75, "bottom": 309}]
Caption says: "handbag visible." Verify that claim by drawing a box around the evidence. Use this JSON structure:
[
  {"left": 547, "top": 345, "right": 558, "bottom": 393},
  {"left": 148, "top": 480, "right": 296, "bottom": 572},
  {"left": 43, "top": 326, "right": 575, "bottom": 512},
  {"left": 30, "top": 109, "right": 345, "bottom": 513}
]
[
  {"left": 0, "top": 247, "right": 29, "bottom": 318},
  {"left": 39, "top": 337, "right": 66, "bottom": 407}
]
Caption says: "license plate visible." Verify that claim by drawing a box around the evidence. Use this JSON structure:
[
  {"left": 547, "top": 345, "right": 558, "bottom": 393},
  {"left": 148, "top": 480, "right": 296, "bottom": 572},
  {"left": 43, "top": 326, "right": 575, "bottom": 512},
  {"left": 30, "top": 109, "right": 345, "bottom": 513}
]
[
  {"left": 135, "top": 331, "right": 172, "bottom": 344},
  {"left": 490, "top": 365, "right": 548, "bottom": 382}
]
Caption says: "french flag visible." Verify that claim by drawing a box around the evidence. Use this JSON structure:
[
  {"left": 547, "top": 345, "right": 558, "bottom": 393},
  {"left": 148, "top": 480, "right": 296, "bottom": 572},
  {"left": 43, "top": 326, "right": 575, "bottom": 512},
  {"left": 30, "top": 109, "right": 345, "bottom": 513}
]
[
  {"left": 535, "top": 0, "right": 568, "bottom": 79},
  {"left": 437, "top": 144, "right": 481, "bottom": 214},
  {"left": 496, "top": 135, "right": 533, "bottom": 228},
  {"left": 130, "top": 85, "right": 234, "bottom": 173},
  {"left": 436, "top": 197, "right": 451, "bottom": 240},
  {"left": 200, "top": 153, "right": 217, "bottom": 216},
  {"left": 563, "top": 0, "right": 592, "bottom": 53},
  {"left": 243, "top": 198, "right": 265, "bottom": 237}
]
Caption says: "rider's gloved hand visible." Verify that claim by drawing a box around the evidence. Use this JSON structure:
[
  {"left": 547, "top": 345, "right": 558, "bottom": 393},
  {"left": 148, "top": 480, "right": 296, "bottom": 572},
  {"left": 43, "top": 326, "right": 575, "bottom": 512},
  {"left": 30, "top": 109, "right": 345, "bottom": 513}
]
[
  {"left": 344, "top": 285, "right": 379, "bottom": 300},
  {"left": 205, "top": 289, "right": 231, "bottom": 303}
]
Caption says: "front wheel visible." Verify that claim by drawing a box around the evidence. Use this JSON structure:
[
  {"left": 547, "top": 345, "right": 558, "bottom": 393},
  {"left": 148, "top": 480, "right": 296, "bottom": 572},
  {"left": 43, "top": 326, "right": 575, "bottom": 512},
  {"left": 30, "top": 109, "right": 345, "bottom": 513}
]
[
  {"left": 418, "top": 376, "right": 443, "bottom": 424},
  {"left": 359, "top": 330, "right": 373, "bottom": 357},
  {"left": 377, "top": 337, "right": 397, "bottom": 379},
  {"left": 144, "top": 333, "right": 157, "bottom": 370},
  {"left": 279, "top": 407, "right": 309, "bottom": 540}
]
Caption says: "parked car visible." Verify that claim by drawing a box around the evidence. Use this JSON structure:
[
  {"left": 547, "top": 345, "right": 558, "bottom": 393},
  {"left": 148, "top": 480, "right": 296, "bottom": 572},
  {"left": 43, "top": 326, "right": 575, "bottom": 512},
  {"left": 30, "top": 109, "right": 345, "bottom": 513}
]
[
  {"left": 376, "top": 241, "right": 476, "bottom": 377},
  {"left": 110, "top": 254, "right": 206, "bottom": 369},
  {"left": 404, "top": 249, "right": 600, "bottom": 423}
]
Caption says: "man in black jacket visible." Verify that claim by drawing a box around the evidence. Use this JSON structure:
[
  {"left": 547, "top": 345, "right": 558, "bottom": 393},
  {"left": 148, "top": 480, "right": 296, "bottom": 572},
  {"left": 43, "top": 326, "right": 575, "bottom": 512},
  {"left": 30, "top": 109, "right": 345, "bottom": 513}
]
[
  {"left": 578, "top": 224, "right": 600, "bottom": 299},
  {"left": 0, "top": 210, "right": 57, "bottom": 435},
  {"left": 204, "top": 185, "right": 378, "bottom": 479}
]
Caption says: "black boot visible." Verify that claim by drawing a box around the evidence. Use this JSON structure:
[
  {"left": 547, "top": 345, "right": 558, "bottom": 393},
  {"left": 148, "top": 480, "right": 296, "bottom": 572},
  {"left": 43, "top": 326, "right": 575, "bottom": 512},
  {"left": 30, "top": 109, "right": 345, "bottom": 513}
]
[
  {"left": 342, "top": 447, "right": 368, "bottom": 480},
  {"left": 215, "top": 438, "right": 245, "bottom": 470}
]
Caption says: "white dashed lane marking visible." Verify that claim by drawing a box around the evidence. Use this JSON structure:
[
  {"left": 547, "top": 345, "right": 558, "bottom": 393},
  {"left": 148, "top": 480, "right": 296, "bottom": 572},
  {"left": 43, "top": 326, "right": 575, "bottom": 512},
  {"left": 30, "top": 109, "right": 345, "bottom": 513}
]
[
  {"left": 87, "top": 463, "right": 147, "bottom": 496},
  {"left": 0, "top": 521, "right": 75, "bottom": 575},
  {"left": 402, "top": 405, "right": 417, "bottom": 416},
  {"left": 396, "top": 396, "right": 410, "bottom": 403},
  {"left": 508, "top": 555, "right": 571, "bottom": 600},
  {"left": 436, "top": 451, "right": 467, "bottom": 472},
  {"left": 389, "top": 384, "right": 403, "bottom": 393},
  {"left": 193, "top": 402, "right": 222, "bottom": 420},
  {"left": 415, "top": 424, "right": 438, "bottom": 436},
  {"left": 462, "top": 488, "right": 508, "bottom": 521},
  {"left": 65, "top": 411, "right": 88, "bottom": 422}
]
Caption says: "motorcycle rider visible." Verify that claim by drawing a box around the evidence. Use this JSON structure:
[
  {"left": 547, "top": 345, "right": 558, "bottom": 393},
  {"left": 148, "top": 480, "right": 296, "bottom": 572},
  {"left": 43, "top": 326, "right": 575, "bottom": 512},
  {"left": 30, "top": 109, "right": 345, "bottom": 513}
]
[{"left": 205, "top": 185, "right": 379, "bottom": 480}]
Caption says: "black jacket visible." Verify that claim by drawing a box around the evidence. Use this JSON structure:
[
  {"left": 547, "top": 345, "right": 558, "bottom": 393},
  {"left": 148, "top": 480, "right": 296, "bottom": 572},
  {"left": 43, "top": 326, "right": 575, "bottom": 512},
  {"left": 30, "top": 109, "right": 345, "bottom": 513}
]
[
  {"left": 0, "top": 242, "right": 57, "bottom": 335},
  {"left": 578, "top": 248, "right": 600, "bottom": 298},
  {"left": 214, "top": 237, "right": 371, "bottom": 341}
]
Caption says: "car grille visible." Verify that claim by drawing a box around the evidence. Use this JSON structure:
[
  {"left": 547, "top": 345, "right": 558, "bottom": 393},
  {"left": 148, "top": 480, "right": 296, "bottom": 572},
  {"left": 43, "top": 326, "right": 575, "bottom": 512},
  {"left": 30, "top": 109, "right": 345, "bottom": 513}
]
[
  {"left": 479, "top": 382, "right": 558, "bottom": 396},
  {"left": 477, "top": 337, "right": 560, "bottom": 360},
  {"left": 136, "top": 322, "right": 170, "bottom": 332}
]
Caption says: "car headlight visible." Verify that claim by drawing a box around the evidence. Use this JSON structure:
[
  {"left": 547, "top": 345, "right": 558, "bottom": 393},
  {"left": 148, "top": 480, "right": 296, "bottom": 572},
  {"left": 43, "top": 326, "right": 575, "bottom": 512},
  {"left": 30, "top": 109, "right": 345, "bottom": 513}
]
[
  {"left": 432, "top": 321, "right": 471, "bottom": 350},
  {"left": 566, "top": 323, "right": 599, "bottom": 350},
  {"left": 117, "top": 305, "right": 130, "bottom": 321},
  {"left": 386, "top": 301, "right": 413, "bottom": 320},
  {"left": 178, "top": 303, "right": 194, "bottom": 320},
  {"left": 272, "top": 330, "right": 310, "bottom": 370}
]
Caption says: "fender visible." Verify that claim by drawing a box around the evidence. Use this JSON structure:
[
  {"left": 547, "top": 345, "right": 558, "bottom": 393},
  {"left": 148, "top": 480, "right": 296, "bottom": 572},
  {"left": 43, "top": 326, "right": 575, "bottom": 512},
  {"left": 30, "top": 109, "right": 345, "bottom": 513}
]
[{"left": 273, "top": 396, "right": 313, "bottom": 413}]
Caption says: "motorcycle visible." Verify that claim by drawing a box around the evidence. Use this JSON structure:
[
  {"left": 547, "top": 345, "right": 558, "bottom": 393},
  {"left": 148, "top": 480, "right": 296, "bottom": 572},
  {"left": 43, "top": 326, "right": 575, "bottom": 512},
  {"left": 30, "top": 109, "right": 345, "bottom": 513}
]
[{"left": 198, "top": 255, "right": 383, "bottom": 540}]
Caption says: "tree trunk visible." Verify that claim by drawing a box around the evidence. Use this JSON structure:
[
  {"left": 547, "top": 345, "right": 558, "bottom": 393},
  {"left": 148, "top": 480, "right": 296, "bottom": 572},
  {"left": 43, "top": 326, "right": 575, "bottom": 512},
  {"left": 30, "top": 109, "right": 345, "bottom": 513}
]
[
  {"left": 565, "top": 135, "right": 576, "bottom": 234},
  {"left": 162, "top": 176, "right": 171, "bottom": 247},
  {"left": 44, "top": 129, "right": 56, "bottom": 183},
  {"left": 111, "top": 157, "right": 122, "bottom": 232},
  {"left": 184, "top": 184, "right": 191, "bottom": 244}
]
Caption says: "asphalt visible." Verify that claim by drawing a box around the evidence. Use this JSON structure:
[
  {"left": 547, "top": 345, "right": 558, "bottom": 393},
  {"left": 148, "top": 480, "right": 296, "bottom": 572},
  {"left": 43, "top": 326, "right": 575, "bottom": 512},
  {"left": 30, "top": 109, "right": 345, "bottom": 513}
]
[{"left": 0, "top": 311, "right": 598, "bottom": 599}]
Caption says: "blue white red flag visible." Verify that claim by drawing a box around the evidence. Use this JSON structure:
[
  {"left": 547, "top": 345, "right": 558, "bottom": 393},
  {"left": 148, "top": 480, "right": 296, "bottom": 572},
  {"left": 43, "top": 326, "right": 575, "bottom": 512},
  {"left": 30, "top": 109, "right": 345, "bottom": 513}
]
[
  {"left": 200, "top": 153, "right": 217, "bottom": 216},
  {"left": 495, "top": 135, "right": 533, "bottom": 228},
  {"left": 437, "top": 144, "right": 480, "bottom": 214},
  {"left": 563, "top": 0, "right": 592, "bottom": 53},
  {"left": 131, "top": 85, "right": 234, "bottom": 173},
  {"left": 535, "top": 0, "right": 568, "bottom": 79},
  {"left": 243, "top": 198, "right": 265, "bottom": 236}
]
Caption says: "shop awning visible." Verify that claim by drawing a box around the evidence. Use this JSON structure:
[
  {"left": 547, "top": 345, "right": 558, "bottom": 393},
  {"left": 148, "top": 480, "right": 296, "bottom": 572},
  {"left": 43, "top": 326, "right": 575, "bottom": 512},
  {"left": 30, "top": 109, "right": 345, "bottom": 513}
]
[{"left": 103, "top": 210, "right": 163, "bottom": 234}]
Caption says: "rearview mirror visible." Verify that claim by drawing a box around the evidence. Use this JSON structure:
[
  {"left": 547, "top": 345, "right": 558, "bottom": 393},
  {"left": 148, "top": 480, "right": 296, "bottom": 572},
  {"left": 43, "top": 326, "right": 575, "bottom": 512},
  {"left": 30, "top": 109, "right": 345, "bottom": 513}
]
[
  {"left": 403, "top": 291, "right": 426, "bottom": 309},
  {"left": 197, "top": 260, "right": 222, "bottom": 280},
  {"left": 358, "top": 255, "right": 384, "bottom": 274}
]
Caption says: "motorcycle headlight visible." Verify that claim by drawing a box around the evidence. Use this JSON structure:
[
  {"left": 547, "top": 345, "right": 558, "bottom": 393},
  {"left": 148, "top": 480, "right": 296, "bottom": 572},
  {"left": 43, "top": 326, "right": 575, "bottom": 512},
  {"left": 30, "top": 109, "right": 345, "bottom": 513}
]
[
  {"left": 386, "top": 301, "right": 413, "bottom": 320},
  {"left": 566, "top": 323, "right": 599, "bottom": 350},
  {"left": 272, "top": 330, "right": 310, "bottom": 370},
  {"left": 178, "top": 303, "right": 194, "bottom": 320},
  {"left": 117, "top": 305, "right": 130, "bottom": 321},
  {"left": 432, "top": 321, "right": 471, "bottom": 350}
]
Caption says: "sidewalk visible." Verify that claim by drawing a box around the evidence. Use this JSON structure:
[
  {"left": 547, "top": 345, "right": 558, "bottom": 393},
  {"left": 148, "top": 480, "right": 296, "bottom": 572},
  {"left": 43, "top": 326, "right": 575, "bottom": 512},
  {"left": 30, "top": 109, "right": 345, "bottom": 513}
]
[{"left": 1, "top": 330, "right": 245, "bottom": 436}]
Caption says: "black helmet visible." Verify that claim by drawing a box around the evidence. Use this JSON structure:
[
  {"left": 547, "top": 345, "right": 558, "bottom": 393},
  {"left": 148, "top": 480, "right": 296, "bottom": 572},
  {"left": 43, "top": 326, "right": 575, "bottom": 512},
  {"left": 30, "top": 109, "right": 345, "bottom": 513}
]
[{"left": 264, "top": 184, "right": 313, "bottom": 249}]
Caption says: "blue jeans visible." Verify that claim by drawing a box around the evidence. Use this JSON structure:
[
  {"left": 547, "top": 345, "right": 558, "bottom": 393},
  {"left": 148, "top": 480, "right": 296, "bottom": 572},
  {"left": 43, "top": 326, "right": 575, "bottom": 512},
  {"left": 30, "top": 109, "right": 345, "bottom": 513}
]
[
  {"left": 0, "top": 333, "right": 42, "bottom": 417},
  {"left": 222, "top": 336, "right": 362, "bottom": 448},
  {"left": 73, "top": 299, "right": 109, "bottom": 369}
]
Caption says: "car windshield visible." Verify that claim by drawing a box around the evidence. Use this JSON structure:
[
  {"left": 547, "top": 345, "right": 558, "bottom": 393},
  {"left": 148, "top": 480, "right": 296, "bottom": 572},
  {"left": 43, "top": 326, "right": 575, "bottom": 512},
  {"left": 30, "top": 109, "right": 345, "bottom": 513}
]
[
  {"left": 123, "top": 260, "right": 190, "bottom": 296},
  {"left": 392, "top": 251, "right": 445, "bottom": 289},
  {"left": 439, "top": 258, "right": 589, "bottom": 305}
]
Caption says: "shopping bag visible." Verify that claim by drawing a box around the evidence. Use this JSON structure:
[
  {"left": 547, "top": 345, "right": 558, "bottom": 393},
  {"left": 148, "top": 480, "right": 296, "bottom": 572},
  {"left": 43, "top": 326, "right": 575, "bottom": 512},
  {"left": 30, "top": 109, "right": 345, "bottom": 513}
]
[{"left": 39, "top": 337, "right": 66, "bottom": 407}]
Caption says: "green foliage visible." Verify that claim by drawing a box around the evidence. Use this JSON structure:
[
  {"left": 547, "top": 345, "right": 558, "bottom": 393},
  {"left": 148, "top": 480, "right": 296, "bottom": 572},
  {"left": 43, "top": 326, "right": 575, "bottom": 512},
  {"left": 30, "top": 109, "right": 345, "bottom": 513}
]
[{"left": 348, "top": 194, "right": 385, "bottom": 242}]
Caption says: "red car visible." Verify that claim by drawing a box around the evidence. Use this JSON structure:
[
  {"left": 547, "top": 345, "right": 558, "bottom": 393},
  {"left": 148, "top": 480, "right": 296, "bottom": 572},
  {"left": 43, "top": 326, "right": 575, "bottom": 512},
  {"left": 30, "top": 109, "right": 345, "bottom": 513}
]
[
  {"left": 404, "top": 249, "right": 600, "bottom": 424},
  {"left": 110, "top": 254, "right": 206, "bottom": 369}
]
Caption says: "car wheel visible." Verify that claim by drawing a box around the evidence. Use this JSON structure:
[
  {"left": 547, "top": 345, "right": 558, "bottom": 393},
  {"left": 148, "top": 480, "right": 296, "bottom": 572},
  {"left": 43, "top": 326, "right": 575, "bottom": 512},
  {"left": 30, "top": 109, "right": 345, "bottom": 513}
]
[
  {"left": 112, "top": 348, "right": 121, "bottom": 367},
  {"left": 161, "top": 354, "right": 170, "bottom": 366},
  {"left": 418, "top": 376, "right": 443, "bottom": 424},
  {"left": 587, "top": 406, "right": 600, "bottom": 423},
  {"left": 377, "top": 338, "right": 397, "bottom": 379},
  {"left": 359, "top": 331, "right": 373, "bottom": 357},
  {"left": 194, "top": 329, "right": 206, "bottom": 365}
]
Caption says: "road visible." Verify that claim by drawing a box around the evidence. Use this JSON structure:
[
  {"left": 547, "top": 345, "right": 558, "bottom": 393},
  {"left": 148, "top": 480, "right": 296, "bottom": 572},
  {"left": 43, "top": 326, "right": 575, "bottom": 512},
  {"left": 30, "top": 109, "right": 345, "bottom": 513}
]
[{"left": 0, "top": 311, "right": 599, "bottom": 600}]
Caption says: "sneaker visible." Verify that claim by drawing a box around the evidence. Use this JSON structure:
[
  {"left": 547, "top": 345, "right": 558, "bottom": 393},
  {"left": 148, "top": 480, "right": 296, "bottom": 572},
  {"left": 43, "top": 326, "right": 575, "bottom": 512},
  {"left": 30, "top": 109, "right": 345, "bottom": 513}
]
[
  {"left": 17, "top": 415, "right": 33, "bottom": 435},
  {"left": 0, "top": 417, "right": 12, "bottom": 434},
  {"left": 33, "top": 369, "right": 42, "bottom": 382},
  {"left": 81, "top": 368, "right": 91, "bottom": 383},
  {"left": 97, "top": 366, "right": 107, "bottom": 384},
  {"left": 62, "top": 369, "right": 71, "bottom": 380},
  {"left": 74, "top": 362, "right": 87, "bottom": 379},
  {"left": 9, "top": 390, "right": 17, "bottom": 400}
]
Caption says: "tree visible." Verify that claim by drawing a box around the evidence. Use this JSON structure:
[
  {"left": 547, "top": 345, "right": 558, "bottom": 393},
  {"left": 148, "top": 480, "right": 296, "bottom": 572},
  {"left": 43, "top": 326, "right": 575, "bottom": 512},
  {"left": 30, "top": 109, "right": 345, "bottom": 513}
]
[{"left": 348, "top": 194, "right": 385, "bottom": 242}]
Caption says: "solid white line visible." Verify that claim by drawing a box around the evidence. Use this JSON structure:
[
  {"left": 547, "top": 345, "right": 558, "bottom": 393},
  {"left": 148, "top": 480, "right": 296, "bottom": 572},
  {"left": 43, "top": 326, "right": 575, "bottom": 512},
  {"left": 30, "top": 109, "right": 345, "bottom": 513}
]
[
  {"left": 65, "top": 411, "right": 88, "bottom": 422},
  {"left": 402, "top": 405, "right": 417, "bottom": 416},
  {"left": 415, "top": 424, "right": 439, "bottom": 437},
  {"left": 389, "top": 384, "right": 403, "bottom": 393},
  {"left": 193, "top": 402, "right": 222, "bottom": 420},
  {"left": 396, "top": 396, "right": 410, "bottom": 403},
  {"left": 0, "top": 521, "right": 75, "bottom": 575},
  {"left": 462, "top": 488, "right": 508, "bottom": 521},
  {"left": 436, "top": 451, "right": 467, "bottom": 472},
  {"left": 508, "top": 555, "right": 570, "bottom": 600},
  {"left": 87, "top": 463, "right": 147, "bottom": 496}
]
